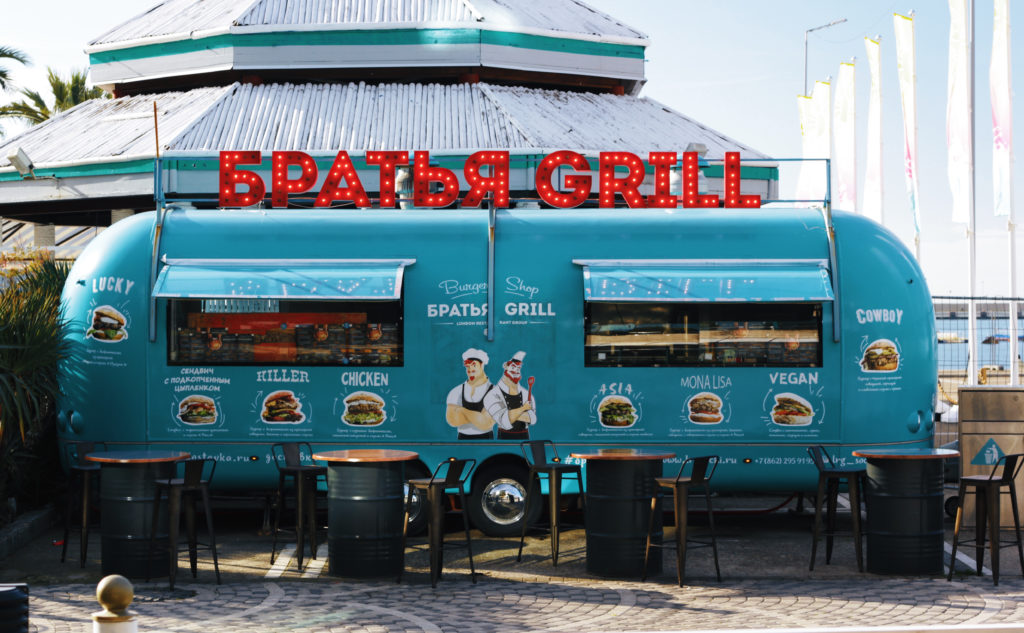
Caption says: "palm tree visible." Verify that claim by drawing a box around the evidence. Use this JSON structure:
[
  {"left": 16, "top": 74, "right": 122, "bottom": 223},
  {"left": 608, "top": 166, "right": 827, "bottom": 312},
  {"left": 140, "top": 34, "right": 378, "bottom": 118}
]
[
  {"left": 0, "top": 45, "right": 29, "bottom": 91},
  {"left": 0, "top": 68, "right": 107, "bottom": 126}
]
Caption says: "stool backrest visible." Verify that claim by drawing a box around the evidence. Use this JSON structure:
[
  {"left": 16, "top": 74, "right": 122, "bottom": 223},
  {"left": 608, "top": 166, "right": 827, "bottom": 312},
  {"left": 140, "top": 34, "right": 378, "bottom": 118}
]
[
  {"left": 674, "top": 455, "right": 719, "bottom": 485},
  {"left": 807, "top": 445, "right": 836, "bottom": 471},
  {"left": 430, "top": 457, "right": 476, "bottom": 491},
  {"left": 182, "top": 458, "right": 217, "bottom": 486},
  {"left": 520, "top": 440, "right": 561, "bottom": 467},
  {"left": 990, "top": 453, "right": 1024, "bottom": 483},
  {"left": 272, "top": 442, "right": 312, "bottom": 469}
]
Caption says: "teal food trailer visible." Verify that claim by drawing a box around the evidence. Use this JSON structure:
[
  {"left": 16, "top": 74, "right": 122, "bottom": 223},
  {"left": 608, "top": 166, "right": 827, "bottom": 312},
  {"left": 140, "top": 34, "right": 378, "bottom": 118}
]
[{"left": 57, "top": 204, "right": 937, "bottom": 535}]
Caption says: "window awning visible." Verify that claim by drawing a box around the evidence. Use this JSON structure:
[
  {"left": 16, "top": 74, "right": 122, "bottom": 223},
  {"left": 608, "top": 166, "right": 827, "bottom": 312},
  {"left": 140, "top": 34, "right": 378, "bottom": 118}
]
[
  {"left": 153, "top": 258, "right": 414, "bottom": 300},
  {"left": 573, "top": 259, "right": 834, "bottom": 302}
]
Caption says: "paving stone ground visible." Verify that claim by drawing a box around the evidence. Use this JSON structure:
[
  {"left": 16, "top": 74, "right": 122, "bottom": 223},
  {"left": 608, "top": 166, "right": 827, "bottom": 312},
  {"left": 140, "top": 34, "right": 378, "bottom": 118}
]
[{"left": 7, "top": 493, "right": 1024, "bottom": 632}]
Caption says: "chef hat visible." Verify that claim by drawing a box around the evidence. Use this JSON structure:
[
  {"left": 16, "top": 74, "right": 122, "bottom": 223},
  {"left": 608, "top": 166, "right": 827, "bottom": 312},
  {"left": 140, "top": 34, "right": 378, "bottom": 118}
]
[
  {"left": 506, "top": 351, "right": 526, "bottom": 364},
  {"left": 462, "top": 348, "right": 489, "bottom": 365}
]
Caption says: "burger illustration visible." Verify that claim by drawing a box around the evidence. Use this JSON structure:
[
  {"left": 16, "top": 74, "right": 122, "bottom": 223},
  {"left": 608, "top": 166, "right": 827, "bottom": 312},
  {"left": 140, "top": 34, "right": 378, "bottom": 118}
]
[
  {"left": 771, "top": 392, "right": 814, "bottom": 426},
  {"left": 177, "top": 395, "right": 217, "bottom": 425},
  {"left": 343, "top": 391, "right": 386, "bottom": 426},
  {"left": 86, "top": 306, "right": 127, "bottom": 342},
  {"left": 261, "top": 390, "right": 304, "bottom": 423},
  {"left": 861, "top": 339, "right": 900, "bottom": 371},
  {"left": 688, "top": 392, "right": 723, "bottom": 424},
  {"left": 599, "top": 395, "right": 637, "bottom": 428}
]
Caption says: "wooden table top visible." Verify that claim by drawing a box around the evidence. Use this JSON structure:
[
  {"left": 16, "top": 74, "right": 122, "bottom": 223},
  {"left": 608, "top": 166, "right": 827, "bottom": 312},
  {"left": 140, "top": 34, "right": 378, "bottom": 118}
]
[
  {"left": 851, "top": 447, "right": 959, "bottom": 460},
  {"left": 85, "top": 450, "right": 191, "bottom": 464},
  {"left": 312, "top": 449, "right": 419, "bottom": 463},
  {"left": 569, "top": 448, "right": 675, "bottom": 461}
]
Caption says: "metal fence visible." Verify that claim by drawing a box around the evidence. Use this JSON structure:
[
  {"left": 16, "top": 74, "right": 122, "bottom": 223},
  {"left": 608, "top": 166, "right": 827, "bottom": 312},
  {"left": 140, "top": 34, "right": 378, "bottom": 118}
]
[{"left": 932, "top": 296, "right": 1023, "bottom": 447}]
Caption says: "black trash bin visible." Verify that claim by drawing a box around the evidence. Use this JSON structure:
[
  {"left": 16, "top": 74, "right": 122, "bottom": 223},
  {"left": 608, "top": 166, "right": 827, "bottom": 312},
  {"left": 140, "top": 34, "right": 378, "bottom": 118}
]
[{"left": 0, "top": 584, "right": 28, "bottom": 633}]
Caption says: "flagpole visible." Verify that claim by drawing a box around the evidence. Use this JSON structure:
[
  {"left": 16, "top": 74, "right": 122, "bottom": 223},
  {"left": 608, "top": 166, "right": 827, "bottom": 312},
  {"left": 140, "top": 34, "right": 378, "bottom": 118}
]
[{"left": 967, "top": 0, "right": 978, "bottom": 386}]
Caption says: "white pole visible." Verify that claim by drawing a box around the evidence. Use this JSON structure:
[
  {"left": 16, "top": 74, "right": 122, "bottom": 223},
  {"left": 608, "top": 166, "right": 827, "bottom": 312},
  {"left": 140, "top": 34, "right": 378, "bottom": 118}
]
[
  {"left": 967, "top": 0, "right": 979, "bottom": 386},
  {"left": 1000, "top": 0, "right": 1018, "bottom": 384}
]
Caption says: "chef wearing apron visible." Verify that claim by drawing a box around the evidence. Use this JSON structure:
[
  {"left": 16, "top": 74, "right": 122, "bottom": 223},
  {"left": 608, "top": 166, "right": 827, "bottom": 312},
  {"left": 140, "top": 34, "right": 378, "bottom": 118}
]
[
  {"left": 492, "top": 351, "right": 536, "bottom": 440},
  {"left": 445, "top": 348, "right": 497, "bottom": 439}
]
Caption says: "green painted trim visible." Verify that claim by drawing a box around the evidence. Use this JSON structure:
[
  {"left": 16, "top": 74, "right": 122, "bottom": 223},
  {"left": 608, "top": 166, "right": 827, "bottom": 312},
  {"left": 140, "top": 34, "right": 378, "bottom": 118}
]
[
  {"left": 88, "top": 28, "right": 644, "bottom": 65},
  {"left": 480, "top": 30, "right": 642, "bottom": 58},
  {"left": 0, "top": 159, "right": 154, "bottom": 182},
  {"left": 704, "top": 165, "right": 779, "bottom": 181}
]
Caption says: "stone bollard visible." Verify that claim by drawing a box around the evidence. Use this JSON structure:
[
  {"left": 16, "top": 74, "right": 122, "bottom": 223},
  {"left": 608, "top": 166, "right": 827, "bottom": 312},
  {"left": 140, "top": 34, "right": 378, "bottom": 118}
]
[{"left": 92, "top": 575, "right": 136, "bottom": 633}]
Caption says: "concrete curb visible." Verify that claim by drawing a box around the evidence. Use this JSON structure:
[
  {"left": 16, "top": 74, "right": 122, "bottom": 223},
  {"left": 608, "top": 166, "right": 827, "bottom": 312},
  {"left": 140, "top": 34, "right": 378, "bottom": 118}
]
[{"left": 0, "top": 505, "right": 55, "bottom": 561}]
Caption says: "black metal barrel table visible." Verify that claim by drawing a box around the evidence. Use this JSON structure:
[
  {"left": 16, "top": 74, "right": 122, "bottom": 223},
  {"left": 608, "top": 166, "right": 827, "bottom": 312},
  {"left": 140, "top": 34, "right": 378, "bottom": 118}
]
[
  {"left": 85, "top": 450, "right": 190, "bottom": 578},
  {"left": 569, "top": 448, "right": 674, "bottom": 577},
  {"left": 311, "top": 449, "right": 418, "bottom": 578},
  {"left": 851, "top": 447, "right": 959, "bottom": 575}
]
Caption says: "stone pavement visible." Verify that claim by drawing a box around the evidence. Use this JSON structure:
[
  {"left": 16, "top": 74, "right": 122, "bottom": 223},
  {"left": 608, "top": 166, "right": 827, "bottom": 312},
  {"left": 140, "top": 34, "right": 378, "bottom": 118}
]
[{"left": 10, "top": 494, "right": 1024, "bottom": 632}]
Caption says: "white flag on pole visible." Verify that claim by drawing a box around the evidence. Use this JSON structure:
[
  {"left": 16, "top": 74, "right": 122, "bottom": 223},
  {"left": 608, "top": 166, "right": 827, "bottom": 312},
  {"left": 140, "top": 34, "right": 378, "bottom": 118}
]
[
  {"left": 992, "top": 0, "right": 1013, "bottom": 217},
  {"left": 863, "top": 37, "right": 884, "bottom": 224},
  {"left": 795, "top": 81, "right": 831, "bottom": 206},
  {"left": 947, "top": 0, "right": 971, "bottom": 223},
  {"left": 834, "top": 61, "right": 856, "bottom": 211},
  {"left": 893, "top": 13, "right": 921, "bottom": 234}
]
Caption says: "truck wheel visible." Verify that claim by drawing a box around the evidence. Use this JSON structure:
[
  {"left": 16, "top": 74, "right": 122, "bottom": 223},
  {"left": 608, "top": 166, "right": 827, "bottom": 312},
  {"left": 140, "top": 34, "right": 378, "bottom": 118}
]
[
  {"left": 467, "top": 463, "right": 541, "bottom": 537},
  {"left": 403, "top": 462, "right": 430, "bottom": 536}
]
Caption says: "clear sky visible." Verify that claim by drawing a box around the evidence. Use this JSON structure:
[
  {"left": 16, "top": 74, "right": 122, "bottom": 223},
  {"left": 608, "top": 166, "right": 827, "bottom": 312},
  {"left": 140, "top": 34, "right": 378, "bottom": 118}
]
[{"left": 2, "top": 0, "right": 1022, "bottom": 297}]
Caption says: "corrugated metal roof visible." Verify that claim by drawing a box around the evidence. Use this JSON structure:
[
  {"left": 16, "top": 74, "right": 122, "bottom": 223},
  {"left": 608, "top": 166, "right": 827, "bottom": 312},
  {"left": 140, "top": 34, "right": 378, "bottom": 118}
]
[
  {"left": 0, "top": 87, "right": 230, "bottom": 167},
  {"left": 169, "top": 82, "right": 766, "bottom": 157},
  {"left": 88, "top": 0, "right": 646, "bottom": 48},
  {"left": 0, "top": 81, "right": 765, "bottom": 172}
]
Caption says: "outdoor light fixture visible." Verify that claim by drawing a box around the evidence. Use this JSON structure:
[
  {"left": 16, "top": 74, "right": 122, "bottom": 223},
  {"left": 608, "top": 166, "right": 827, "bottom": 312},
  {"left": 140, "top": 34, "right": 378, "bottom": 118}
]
[{"left": 7, "top": 147, "right": 35, "bottom": 179}]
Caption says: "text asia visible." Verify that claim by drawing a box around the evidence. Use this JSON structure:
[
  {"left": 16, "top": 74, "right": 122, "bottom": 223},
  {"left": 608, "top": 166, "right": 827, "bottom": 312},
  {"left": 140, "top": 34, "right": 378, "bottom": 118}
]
[{"left": 219, "top": 150, "right": 762, "bottom": 209}]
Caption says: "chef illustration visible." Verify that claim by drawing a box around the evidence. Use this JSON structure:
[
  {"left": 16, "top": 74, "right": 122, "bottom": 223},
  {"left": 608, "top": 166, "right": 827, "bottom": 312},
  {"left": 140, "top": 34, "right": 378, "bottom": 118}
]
[
  {"left": 494, "top": 351, "right": 536, "bottom": 440},
  {"left": 446, "top": 348, "right": 499, "bottom": 439}
]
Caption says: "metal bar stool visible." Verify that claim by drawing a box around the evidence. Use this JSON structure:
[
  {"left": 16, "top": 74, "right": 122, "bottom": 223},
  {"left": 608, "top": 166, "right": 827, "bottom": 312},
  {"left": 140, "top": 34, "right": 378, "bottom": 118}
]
[
  {"left": 948, "top": 452, "right": 1024, "bottom": 585},
  {"left": 61, "top": 441, "right": 105, "bottom": 567},
  {"left": 147, "top": 458, "right": 221, "bottom": 590},
  {"left": 807, "top": 445, "right": 865, "bottom": 572},
  {"left": 517, "top": 439, "right": 584, "bottom": 566},
  {"left": 643, "top": 455, "right": 721, "bottom": 585},
  {"left": 271, "top": 442, "right": 326, "bottom": 572},
  {"left": 402, "top": 457, "right": 477, "bottom": 587}
]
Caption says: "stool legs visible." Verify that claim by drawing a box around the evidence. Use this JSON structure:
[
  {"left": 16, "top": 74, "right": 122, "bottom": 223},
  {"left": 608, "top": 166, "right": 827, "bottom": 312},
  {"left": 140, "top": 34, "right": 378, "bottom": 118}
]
[
  {"left": 271, "top": 472, "right": 317, "bottom": 571},
  {"left": 674, "top": 485, "right": 689, "bottom": 586},
  {"left": 848, "top": 474, "right": 864, "bottom": 572},
  {"left": 426, "top": 485, "right": 443, "bottom": 588},
  {"left": 810, "top": 474, "right": 862, "bottom": 571},
  {"left": 1010, "top": 482, "right": 1024, "bottom": 579},
  {"left": 199, "top": 486, "right": 221, "bottom": 584},
  {"left": 167, "top": 487, "right": 182, "bottom": 590},
  {"left": 702, "top": 486, "right": 721, "bottom": 582},
  {"left": 810, "top": 474, "right": 827, "bottom": 570},
  {"left": 947, "top": 480, "right": 1024, "bottom": 585},
  {"left": 457, "top": 489, "right": 477, "bottom": 584},
  {"left": 548, "top": 470, "right": 561, "bottom": 566},
  {"left": 61, "top": 470, "right": 93, "bottom": 567},
  {"left": 948, "top": 481, "right": 969, "bottom": 580},
  {"left": 986, "top": 484, "right": 999, "bottom": 585},
  {"left": 516, "top": 471, "right": 536, "bottom": 563},
  {"left": 271, "top": 472, "right": 286, "bottom": 564}
]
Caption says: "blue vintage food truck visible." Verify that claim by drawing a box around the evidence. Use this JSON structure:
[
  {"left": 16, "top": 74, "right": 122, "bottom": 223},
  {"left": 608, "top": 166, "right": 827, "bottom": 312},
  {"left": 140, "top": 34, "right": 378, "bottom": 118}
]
[{"left": 56, "top": 189, "right": 937, "bottom": 535}]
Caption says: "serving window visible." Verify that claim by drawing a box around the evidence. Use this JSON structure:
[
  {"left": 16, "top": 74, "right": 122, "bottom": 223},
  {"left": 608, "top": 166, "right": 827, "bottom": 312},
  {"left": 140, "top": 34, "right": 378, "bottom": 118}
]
[
  {"left": 167, "top": 298, "right": 403, "bottom": 366},
  {"left": 155, "top": 258, "right": 412, "bottom": 367},
  {"left": 584, "top": 302, "right": 822, "bottom": 368}
]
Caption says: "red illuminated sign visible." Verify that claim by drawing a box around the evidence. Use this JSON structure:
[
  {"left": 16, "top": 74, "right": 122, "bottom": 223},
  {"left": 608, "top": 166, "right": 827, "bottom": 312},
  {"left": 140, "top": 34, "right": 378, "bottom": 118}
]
[{"left": 218, "top": 150, "right": 762, "bottom": 209}]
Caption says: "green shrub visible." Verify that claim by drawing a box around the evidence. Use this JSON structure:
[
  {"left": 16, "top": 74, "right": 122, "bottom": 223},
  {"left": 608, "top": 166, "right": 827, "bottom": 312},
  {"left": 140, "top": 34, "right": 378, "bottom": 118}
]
[{"left": 0, "top": 252, "right": 70, "bottom": 525}]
